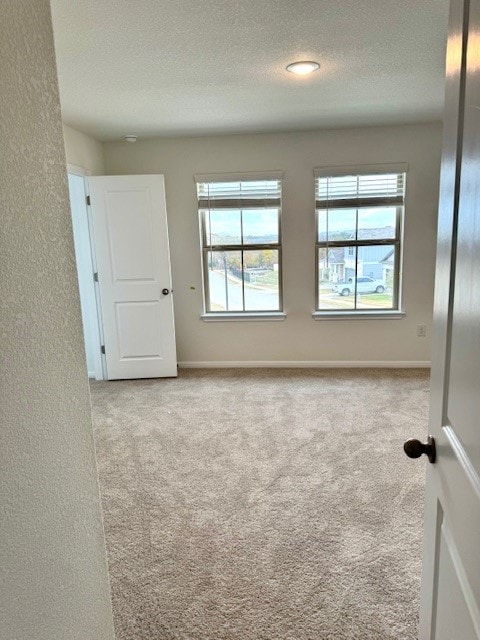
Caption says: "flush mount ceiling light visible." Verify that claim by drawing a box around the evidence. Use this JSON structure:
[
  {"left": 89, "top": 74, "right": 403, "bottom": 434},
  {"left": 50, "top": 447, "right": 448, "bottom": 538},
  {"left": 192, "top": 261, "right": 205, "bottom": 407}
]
[
  {"left": 124, "top": 134, "right": 138, "bottom": 143},
  {"left": 286, "top": 61, "right": 320, "bottom": 75}
]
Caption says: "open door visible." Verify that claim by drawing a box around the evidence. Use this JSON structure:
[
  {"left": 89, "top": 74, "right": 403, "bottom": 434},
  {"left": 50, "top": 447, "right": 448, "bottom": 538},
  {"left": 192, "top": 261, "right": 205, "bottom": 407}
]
[
  {"left": 68, "top": 171, "right": 104, "bottom": 380},
  {"left": 87, "top": 175, "right": 177, "bottom": 380},
  {"left": 407, "top": 0, "right": 480, "bottom": 637}
]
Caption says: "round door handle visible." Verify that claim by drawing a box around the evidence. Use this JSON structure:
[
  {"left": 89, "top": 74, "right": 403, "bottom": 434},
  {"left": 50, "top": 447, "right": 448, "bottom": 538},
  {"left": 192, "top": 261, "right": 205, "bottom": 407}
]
[
  {"left": 162, "top": 288, "right": 170, "bottom": 295},
  {"left": 404, "top": 435, "right": 436, "bottom": 463}
]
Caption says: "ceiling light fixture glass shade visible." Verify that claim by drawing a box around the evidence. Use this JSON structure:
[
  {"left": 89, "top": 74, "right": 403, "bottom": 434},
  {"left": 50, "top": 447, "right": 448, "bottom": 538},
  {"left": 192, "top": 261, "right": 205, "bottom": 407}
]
[{"left": 286, "top": 61, "right": 320, "bottom": 75}]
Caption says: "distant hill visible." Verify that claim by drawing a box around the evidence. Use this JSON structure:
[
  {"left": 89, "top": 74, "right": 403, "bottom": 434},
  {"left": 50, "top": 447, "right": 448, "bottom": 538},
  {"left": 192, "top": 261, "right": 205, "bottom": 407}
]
[
  {"left": 318, "top": 226, "right": 395, "bottom": 242},
  {"left": 208, "top": 233, "right": 278, "bottom": 245}
]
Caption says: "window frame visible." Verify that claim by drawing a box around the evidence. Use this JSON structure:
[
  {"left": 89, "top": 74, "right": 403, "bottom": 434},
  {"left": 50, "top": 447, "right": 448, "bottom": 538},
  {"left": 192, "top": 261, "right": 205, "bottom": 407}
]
[
  {"left": 314, "top": 164, "right": 408, "bottom": 315},
  {"left": 196, "top": 173, "right": 284, "bottom": 317}
]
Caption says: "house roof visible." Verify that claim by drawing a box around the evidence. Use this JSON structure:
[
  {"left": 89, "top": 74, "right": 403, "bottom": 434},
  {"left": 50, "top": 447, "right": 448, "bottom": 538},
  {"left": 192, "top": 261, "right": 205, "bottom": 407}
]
[
  {"left": 358, "top": 226, "right": 396, "bottom": 241},
  {"left": 381, "top": 248, "right": 395, "bottom": 264},
  {"left": 319, "top": 248, "right": 345, "bottom": 265}
]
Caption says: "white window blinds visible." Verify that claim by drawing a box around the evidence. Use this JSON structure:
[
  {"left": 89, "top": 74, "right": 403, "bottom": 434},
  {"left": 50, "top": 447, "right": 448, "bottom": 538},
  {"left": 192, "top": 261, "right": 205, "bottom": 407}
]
[
  {"left": 315, "top": 168, "right": 406, "bottom": 209},
  {"left": 196, "top": 177, "right": 282, "bottom": 209}
]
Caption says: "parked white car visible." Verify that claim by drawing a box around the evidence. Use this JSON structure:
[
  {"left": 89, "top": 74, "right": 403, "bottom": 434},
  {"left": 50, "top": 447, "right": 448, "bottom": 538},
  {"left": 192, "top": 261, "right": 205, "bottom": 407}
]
[{"left": 332, "top": 276, "right": 386, "bottom": 296}]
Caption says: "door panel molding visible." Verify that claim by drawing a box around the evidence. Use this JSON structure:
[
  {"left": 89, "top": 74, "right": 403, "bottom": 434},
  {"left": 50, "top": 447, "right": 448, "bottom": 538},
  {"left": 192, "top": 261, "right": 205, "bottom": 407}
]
[{"left": 443, "top": 425, "right": 480, "bottom": 500}]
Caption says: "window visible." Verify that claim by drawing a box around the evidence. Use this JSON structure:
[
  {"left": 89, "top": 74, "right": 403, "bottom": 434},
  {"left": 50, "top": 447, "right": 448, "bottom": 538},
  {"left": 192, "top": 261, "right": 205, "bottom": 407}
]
[
  {"left": 315, "top": 165, "right": 406, "bottom": 313},
  {"left": 197, "top": 174, "right": 283, "bottom": 314}
]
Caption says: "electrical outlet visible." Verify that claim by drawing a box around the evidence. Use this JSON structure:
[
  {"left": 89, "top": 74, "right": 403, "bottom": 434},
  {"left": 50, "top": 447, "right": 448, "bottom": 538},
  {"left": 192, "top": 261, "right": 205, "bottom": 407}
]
[{"left": 417, "top": 324, "right": 427, "bottom": 337}]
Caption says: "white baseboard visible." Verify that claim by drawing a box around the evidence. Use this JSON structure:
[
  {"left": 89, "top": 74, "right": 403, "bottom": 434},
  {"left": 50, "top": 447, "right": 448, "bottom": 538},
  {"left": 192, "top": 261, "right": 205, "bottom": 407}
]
[{"left": 178, "top": 360, "right": 431, "bottom": 369}]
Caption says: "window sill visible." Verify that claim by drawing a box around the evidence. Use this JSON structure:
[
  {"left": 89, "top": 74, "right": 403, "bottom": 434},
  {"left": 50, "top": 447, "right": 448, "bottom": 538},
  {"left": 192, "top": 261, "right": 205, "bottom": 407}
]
[
  {"left": 201, "top": 312, "right": 286, "bottom": 322},
  {"left": 312, "top": 310, "right": 406, "bottom": 321}
]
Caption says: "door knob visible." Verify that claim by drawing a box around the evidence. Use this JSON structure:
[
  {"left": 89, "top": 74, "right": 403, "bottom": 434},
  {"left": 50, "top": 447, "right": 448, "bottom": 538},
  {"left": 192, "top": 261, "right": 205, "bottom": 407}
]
[
  {"left": 403, "top": 435, "right": 436, "bottom": 463},
  {"left": 162, "top": 288, "right": 170, "bottom": 295}
]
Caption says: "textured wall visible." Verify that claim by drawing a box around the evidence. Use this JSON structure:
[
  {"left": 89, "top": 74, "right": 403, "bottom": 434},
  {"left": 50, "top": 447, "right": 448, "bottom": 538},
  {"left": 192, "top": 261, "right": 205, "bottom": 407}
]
[
  {"left": 63, "top": 123, "right": 106, "bottom": 174},
  {"left": 104, "top": 123, "right": 442, "bottom": 365},
  {"left": 0, "top": 2, "right": 115, "bottom": 639}
]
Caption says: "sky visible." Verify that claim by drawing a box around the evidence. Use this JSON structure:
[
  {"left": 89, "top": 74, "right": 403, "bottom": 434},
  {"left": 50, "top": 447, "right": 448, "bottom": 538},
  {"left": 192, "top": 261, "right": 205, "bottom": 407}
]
[
  {"left": 318, "top": 207, "right": 397, "bottom": 238},
  {"left": 203, "top": 206, "right": 397, "bottom": 242},
  {"left": 204, "top": 209, "right": 279, "bottom": 240}
]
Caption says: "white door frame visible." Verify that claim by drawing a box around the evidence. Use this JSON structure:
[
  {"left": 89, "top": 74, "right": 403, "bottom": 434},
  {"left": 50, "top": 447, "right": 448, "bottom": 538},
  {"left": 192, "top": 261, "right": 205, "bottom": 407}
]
[{"left": 67, "top": 163, "right": 106, "bottom": 380}]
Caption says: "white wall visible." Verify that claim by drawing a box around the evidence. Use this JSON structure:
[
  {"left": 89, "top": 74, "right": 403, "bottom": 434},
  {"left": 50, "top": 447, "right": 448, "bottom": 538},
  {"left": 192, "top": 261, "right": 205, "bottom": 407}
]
[
  {"left": 63, "top": 123, "right": 106, "bottom": 174},
  {"left": 104, "top": 123, "right": 442, "bottom": 366},
  {"left": 0, "top": 1, "right": 114, "bottom": 638}
]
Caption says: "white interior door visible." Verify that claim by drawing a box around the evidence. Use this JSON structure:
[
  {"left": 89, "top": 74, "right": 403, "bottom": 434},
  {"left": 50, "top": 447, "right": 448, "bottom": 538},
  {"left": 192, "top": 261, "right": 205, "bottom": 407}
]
[
  {"left": 87, "top": 175, "right": 177, "bottom": 380},
  {"left": 415, "top": 0, "right": 480, "bottom": 637}
]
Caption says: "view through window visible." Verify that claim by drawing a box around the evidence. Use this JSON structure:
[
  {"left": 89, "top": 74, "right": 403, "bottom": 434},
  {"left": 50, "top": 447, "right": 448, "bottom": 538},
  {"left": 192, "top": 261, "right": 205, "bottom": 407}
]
[
  {"left": 315, "top": 169, "right": 406, "bottom": 311},
  {"left": 197, "top": 177, "right": 282, "bottom": 313}
]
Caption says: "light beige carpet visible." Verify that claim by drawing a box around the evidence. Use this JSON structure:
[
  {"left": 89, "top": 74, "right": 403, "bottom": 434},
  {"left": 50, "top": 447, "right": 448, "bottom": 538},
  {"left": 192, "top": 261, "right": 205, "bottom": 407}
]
[{"left": 90, "top": 368, "right": 429, "bottom": 640}]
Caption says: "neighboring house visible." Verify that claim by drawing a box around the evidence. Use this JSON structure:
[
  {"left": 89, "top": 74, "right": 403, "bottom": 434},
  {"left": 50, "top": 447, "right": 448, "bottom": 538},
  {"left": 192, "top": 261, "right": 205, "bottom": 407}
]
[
  {"left": 319, "top": 226, "right": 395, "bottom": 283},
  {"left": 381, "top": 248, "right": 395, "bottom": 288},
  {"left": 319, "top": 247, "right": 346, "bottom": 283}
]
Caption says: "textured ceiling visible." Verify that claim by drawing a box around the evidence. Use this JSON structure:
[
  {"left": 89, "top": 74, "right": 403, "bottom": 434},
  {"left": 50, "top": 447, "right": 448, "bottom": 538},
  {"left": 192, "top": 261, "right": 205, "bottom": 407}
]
[{"left": 50, "top": 0, "right": 449, "bottom": 141}]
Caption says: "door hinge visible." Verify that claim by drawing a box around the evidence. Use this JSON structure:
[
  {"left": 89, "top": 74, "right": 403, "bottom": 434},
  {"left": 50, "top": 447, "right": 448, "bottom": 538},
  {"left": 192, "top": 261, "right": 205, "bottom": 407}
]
[
  {"left": 93, "top": 272, "right": 98, "bottom": 282},
  {"left": 101, "top": 345, "right": 106, "bottom": 355},
  {"left": 86, "top": 195, "right": 91, "bottom": 206}
]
